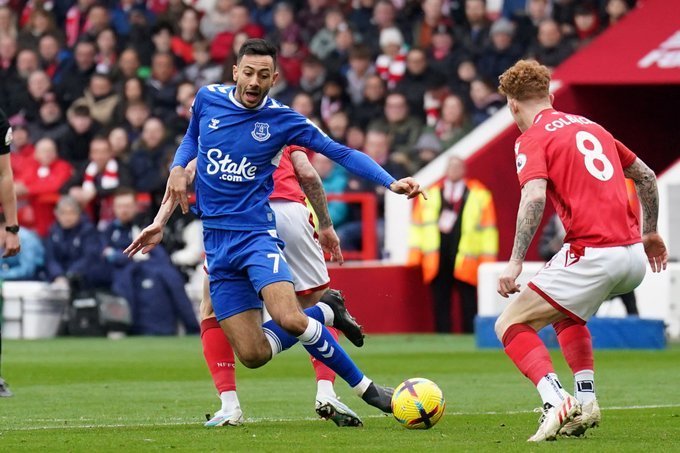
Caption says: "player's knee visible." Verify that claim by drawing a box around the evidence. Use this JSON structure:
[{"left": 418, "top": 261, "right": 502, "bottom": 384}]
[
  {"left": 235, "top": 349, "right": 269, "bottom": 369},
  {"left": 494, "top": 315, "right": 508, "bottom": 341},
  {"left": 277, "top": 311, "right": 308, "bottom": 336}
]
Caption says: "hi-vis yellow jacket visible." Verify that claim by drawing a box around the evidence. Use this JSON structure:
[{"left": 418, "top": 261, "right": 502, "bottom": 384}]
[{"left": 407, "top": 179, "right": 498, "bottom": 286}]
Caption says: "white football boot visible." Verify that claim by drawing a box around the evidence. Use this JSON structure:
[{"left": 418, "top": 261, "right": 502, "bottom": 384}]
[
  {"left": 315, "top": 395, "right": 363, "bottom": 427},
  {"left": 528, "top": 394, "right": 581, "bottom": 442},
  {"left": 560, "top": 399, "right": 601, "bottom": 437},
  {"left": 204, "top": 407, "right": 244, "bottom": 427}
]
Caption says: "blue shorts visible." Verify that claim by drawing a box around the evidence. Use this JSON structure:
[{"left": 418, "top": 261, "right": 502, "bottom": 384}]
[{"left": 204, "top": 228, "right": 294, "bottom": 321}]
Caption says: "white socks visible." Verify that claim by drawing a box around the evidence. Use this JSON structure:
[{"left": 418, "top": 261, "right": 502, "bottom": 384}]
[
  {"left": 536, "top": 373, "right": 566, "bottom": 408},
  {"left": 352, "top": 376, "right": 372, "bottom": 397},
  {"left": 316, "top": 379, "right": 336, "bottom": 401},
  {"left": 297, "top": 318, "right": 323, "bottom": 344},
  {"left": 574, "top": 370, "right": 596, "bottom": 404},
  {"left": 317, "top": 302, "right": 334, "bottom": 326},
  {"left": 220, "top": 391, "right": 240, "bottom": 413}
]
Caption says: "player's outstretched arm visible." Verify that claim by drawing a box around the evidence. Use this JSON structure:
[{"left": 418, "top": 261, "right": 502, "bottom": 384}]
[
  {"left": 125, "top": 158, "right": 200, "bottom": 258},
  {"left": 290, "top": 150, "right": 344, "bottom": 264},
  {"left": 498, "top": 178, "right": 547, "bottom": 297},
  {"left": 624, "top": 158, "right": 668, "bottom": 272}
]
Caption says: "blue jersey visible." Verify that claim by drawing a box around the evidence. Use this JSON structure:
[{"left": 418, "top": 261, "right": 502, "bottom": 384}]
[{"left": 172, "top": 85, "right": 397, "bottom": 231}]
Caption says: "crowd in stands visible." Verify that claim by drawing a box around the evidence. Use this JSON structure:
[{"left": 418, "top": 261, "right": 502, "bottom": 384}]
[{"left": 0, "top": 0, "right": 636, "bottom": 332}]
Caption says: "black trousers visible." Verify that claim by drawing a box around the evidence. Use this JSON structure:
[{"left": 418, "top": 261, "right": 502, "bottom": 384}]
[{"left": 430, "top": 273, "right": 478, "bottom": 334}]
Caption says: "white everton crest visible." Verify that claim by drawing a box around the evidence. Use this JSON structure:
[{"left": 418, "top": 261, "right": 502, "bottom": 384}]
[
  {"left": 208, "top": 118, "right": 220, "bottom": 130},
  {"left": 251, "top": 122, "right": 271, "bottom": 142}
]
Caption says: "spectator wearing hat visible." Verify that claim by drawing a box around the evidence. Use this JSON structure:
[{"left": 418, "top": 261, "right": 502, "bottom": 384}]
[
  {"left": 344, "top": 44, "right": 376, "bottom": 106},
  {"left": 211, "top": 3, "right": 264, "bottom": 63},
  {"left": 477, "top": 18, "right": 523, "bottom": 83},
  {"left": 396, "top": 47, "right": 446, "bottom": 121},
  {"left": 527, "top": 18, "right": 575, "bottom": 69},
  {"left": 412, "top": 0, "right": 452, "bottom": 49},
  {"left": 412, "top": 132, "right": 443, "bottom": 170},
  {"left": 14, "top": 138, "right": 73, "bottom": 236},
  {"left": 361, "top": 0, "right": 404, "bottom": 57},
  {"left": 69, "top": 72, "right": 121, "bottom": 128},
  {"left": 375, "top": 26, "right": 407, "bottom": 90},
  {"left": 27, "top": 91, "right": 69, "bottom": 142}
]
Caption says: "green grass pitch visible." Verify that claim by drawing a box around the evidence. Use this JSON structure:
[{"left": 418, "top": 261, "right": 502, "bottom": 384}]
[{"left": 0, "top": 335, "right": 678, "bottom": 452}]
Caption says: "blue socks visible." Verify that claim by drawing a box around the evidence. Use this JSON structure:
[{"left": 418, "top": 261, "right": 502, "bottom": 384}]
[{"left": 262, "top": 307, "right": 364, "bottom": 388}]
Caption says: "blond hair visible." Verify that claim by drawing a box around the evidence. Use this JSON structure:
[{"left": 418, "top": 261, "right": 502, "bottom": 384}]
[{"left": 498, "top": 60, "right": 551, "bottom": 101}]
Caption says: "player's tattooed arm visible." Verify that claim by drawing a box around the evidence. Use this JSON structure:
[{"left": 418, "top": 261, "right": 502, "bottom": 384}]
[
  {"left": 511, "top": 179, "right": 547, "bottom": 262},
  {"left": 624, "top": 158, "right": 658, "bottom": 234},
  {"left": 290, "top": 150, "right": 333, "bottom": 229}
]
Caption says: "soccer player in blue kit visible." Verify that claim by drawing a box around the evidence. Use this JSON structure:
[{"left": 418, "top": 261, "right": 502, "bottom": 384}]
[{"left": 161, "top": 39, "right": 425, "bottom": 414}]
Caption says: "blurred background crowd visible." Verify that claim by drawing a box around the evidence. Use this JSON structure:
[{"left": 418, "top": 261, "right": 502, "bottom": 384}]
[{"left": 0, "top": 0, "right": 637, "bottom": 333}]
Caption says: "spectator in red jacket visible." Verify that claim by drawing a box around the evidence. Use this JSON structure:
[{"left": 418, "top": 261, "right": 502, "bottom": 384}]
[{"left": 15, "top": 138, "right": 73, "bottom": 236}]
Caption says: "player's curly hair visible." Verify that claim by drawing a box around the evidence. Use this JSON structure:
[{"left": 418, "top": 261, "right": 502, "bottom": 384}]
[{"left": 498, "top": 60, "right": 551, "bottom": 101}]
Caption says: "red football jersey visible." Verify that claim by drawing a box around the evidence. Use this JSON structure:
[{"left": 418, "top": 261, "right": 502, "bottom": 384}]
[
  {"left": 515, "top": 108, "right": 641, "bottom": 247},
  {"left": 270, "top": 146, "right": 309, "bottom": 204}
]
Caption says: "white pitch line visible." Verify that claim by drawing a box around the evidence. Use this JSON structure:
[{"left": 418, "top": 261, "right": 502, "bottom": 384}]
[{"left": 2, "top": 404, "right": 679, "bottom": 432}]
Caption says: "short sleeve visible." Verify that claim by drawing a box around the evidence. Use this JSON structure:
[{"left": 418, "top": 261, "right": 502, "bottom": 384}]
[
  {"left": 515, "top": 135, "right": 548, "bottom": 187},
  {"left": 615, "top": 139, "right": 637, "bottom": 169}
]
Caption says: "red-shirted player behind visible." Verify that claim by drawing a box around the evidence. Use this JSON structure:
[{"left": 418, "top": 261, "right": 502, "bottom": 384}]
[{"left": 495, "top": 60, "right": 668, "bottom": 442}]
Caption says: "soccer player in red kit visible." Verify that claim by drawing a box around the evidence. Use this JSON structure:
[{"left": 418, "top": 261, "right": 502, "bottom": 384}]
[
  {"left": 494, "top": 60, "right": 668, "bottom": 442},
  {"left": 127, "top": 146, "right": 363, "bottom": 427}
]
